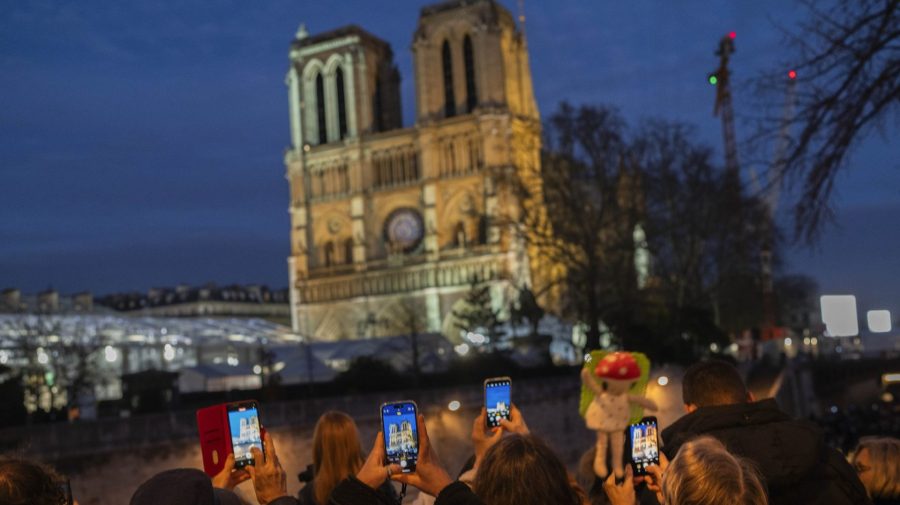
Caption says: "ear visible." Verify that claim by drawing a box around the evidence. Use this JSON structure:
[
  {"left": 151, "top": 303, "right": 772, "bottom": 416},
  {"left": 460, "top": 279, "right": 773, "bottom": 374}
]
[{"left": 684, "top": 403, "right": 698, "bottom": 413}]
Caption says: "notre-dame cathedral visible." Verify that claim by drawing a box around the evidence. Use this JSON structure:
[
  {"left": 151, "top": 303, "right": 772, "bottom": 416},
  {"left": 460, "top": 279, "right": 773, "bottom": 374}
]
[{"left": 284, "top": 0, "right": 545, "bottom": 343}]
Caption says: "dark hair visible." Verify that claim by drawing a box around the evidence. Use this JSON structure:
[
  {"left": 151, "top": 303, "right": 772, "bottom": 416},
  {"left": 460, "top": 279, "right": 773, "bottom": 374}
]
[
  {"left": 475, "top": 434, "right": 583, "bottom": 505},
  {"left": 0, "top": 458, "right": 68, "bottom": 505},
  {"left": 682, "top": 360, "right": 749, "bottom": 407}
]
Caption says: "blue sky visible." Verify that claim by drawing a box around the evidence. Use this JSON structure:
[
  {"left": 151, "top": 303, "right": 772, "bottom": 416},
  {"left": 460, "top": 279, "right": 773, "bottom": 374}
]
[{"left": 1, "top": 0, "right": 897, "bottom": 318}]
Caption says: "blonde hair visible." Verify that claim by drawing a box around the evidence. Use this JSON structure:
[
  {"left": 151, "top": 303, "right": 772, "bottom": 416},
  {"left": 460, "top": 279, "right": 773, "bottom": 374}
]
[
  {"left": 852, "top": 436, "right": 900, "bottom": 499},
  {"left": 662, "top": 436, "right": 767, "bottom": 505},
  {"left": 312, "top": 411, "right": 364, "bottom": 505}
]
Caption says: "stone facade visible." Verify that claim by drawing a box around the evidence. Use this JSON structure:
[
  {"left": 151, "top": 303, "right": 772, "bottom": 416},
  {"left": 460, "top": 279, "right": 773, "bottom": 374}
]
[{"left": 285, "top": 0, "right": 542, "bottom": 342}]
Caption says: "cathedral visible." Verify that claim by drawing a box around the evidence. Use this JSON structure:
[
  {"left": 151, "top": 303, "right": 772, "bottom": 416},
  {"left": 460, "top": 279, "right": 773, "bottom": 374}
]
[{"left": 284, "top": 0, "right": 545, "bottom": 343}]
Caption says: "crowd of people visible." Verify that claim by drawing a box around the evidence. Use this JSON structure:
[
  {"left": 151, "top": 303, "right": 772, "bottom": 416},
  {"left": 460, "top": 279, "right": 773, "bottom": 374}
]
[{"left": 1, "top": 360, "right": 898, "bottom": 505}]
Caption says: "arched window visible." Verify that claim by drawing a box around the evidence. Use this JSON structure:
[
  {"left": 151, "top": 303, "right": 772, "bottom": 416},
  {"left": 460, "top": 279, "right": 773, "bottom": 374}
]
[
  {"left": 463, "top": 35, "right": 477, "bottom": 112},
  {"left": 344, "top": 238, "right": 354, "bottom": 264},
  {"left": 324, "top": 241, "right": 334, "bottom": 267},
  {"left": 336, "top": 67, "right": 348, "bottom": 139},
  {"left": 315, "top": 73, "right": 327, "bottom": 144},
  {"left": 442, "top": 40, "right": 456, "bottom": 118}
]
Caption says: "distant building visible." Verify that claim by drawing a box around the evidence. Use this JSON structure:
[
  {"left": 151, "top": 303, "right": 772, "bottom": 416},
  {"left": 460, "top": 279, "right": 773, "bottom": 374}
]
[
  {"left": 96, "top": 284, "right": 290, "bottom": 322},
  {"left": 0, "top": 288, "right": 96, "bottom": 314},
  {"left": 285, "top": 0, "right": 552, "bottom": 342}
]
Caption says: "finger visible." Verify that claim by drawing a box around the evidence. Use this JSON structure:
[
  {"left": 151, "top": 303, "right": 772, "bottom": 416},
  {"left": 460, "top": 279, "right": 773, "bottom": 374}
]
[
  {"left": 417, "top": 414, "right": 430, "bottom": 454},
  {"left": 234, "top": 471, "right": 251, "bottom": 484},
  {"left": 472, "top": 409, "right": 486, "bottom": 435},
  {"left": 250, "top": 446, "right": 263, "bottom": 464},
  {"left": 223, "top": 453, "right": 236, "bottom": 471},
  {"left": 263, "top": 432, "right": 278, "bottom": 467},
  {"left": 624, "top": 465, "right": 634, "bottom": 486},
  {"left": 388, "top": 463, "right": 402, "bottom": 476},
  {"left": 602, "top": 471, "right": 616, "bottom": 491},
  {"left": 372, "top": 431, "right": 385, "bottom": 459},
  {"left": 246, "top": 463, "right": 257, "bottom": 482}
]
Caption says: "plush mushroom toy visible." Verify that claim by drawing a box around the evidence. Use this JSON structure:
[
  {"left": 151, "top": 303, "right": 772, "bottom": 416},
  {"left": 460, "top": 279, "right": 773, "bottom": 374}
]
[{"left": 580, "top": 352, "right": 657, "bottom": 479}]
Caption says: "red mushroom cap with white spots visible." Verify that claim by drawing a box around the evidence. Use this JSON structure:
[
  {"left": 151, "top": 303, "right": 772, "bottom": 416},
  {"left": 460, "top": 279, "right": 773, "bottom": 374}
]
[{"left": 594, "top": 352, "right": 640, "bottom": 381}]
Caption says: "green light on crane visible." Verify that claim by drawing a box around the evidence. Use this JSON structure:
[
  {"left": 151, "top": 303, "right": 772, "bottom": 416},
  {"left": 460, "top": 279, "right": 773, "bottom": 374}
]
[{"left": 708, "top": 74, "right": 718, "bottom": 85}]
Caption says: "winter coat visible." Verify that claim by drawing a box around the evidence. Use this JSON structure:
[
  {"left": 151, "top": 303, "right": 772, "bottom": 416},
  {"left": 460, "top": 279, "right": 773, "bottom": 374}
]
[
  {"left": 661, "top": 399, "right": 871, "bottom": 505},
  {"left": 328, "top": 477, "right": 484, "bottom": 505}
]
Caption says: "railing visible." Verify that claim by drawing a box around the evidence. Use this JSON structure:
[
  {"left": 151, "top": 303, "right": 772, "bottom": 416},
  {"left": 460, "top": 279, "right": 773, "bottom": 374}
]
[{"left": 299, "top": 253, "right": 507, "bottom": 304}]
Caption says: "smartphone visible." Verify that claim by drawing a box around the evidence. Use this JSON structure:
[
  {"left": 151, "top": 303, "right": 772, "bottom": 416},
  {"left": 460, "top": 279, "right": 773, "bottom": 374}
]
[
  {"left": 227, "top": 400, "right": 264, "bottom": 469},
  {"left": 627, "top": 416, "right": 660, "bottom": 476},
  {"left": 381, "top": 400, "right": 419, "bottom": 473},
  {"left": 484, "top": 376, "right": 512, "bottom": 428}
]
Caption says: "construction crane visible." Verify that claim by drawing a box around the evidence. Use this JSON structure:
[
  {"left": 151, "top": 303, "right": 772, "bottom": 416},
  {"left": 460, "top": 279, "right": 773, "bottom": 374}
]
[
  {"left": 709, "top": 32, "right": 740, "bottom": 176},
  {"left": 708, "top": 33, "right": 799, "bottom": 340}
]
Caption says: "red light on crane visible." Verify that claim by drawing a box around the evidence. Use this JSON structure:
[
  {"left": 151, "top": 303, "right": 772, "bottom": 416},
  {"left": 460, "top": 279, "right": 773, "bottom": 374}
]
[
  {"left": 728, "top": 31, "right": 736, "bottom": 39},
  {"left": 788, "top": 70, "right": 797, "bottom": 80}
]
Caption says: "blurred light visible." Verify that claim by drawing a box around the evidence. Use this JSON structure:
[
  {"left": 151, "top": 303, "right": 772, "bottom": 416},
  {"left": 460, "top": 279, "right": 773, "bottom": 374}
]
[
  {"left": 104, "top": 345, "right": 118, "bottom": 363},
  {"left": 883, "top": 373, "right": 900, "bottom": 385},
  {"left": 584, "top": 353, "right": 592, "bottom": 363},
  {"left": 708, "top": 74, "right": 718, "bottom": 85},
  {"left": 820, "top": 295, "right": 859, "bottom": 337},
  {"left": 37, "top": 348, "right": 49, "bottom": 365},
  {"left": 803, "top": 337, "right": 811, "bottom": 345},
  {"left": 784, "top": 338, "right": 792, "bottom": 347},
  {"left": 273, "top": 361, "right": 286, "bottom": 373},
  {"left": 454, "top": 343, "right": 470, "bottom": 356},
  {"left": 811, "top": 337, "right": 818, "bottom": 346},
  {"left": 657, "top": 376, "right": 669, "bottom": 386},
  {"left": 709, "top": 343, "right": 719, "bottom": 352},
  {"left": 163, "top": 344, "right": 176, "bottom": 361},
  {"left": 788, "top": 70, "right": 797, "bottom": 80},
  {"left": 830, "top": 405, "right": 838, "bottom": 414},
  {"left": 728, "top": 343, "right": 738, "bottom": 354},
  {"left": 882, "top": 392, "right": 895, "bottom": 403},
  {"left": 467, "top": 332, "right": 486, "bottom": 345},
  {"left": 253, "top": 365, "right": 262, "bottom": 374},
  {"left": 0, "top": 351, "right": 8, "bottom": 364},
  {"left": 867, "top": 310, "right": 892, "bottom": 333},
  {"left": 226, "top": 355, "right": 239, "bottom": 366},
  {"left": 728, "top": 31, "right": 736, "bottom": 39},
  {"left": 448, "top": 400, "right": 461, "bottom": 411}
]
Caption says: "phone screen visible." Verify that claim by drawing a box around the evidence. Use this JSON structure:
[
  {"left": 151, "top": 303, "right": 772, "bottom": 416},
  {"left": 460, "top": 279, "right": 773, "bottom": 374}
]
[
  {"left": 485, "top": 377, "right": 511, "bottom": 428},
  {"left": 381, "top": 401, "right": 419, "bottom": 473},
  {"left": 628, "top": 417, "right": 660, "bottom": 475},
  {"left": 227, "top": 402, "right": 263, "bottom": 469}
]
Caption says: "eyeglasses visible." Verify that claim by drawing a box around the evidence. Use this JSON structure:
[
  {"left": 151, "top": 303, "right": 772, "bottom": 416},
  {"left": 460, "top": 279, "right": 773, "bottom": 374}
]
[{"left": 58, "top": 479, "right": 73, "bottom": 505}]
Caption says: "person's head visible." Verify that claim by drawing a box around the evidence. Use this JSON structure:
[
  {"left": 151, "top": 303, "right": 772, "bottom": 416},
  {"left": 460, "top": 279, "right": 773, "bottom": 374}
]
[
  {"left": 851, "top": 436, "right": 900, "bottom": 500},
  {"left": 476, "top": 434, "right": 584, "bottom": 505},
  {"left": 662, "top": 436, "right": 766, "bottom": 505},
  {"left": 312, "top": 411, "right": 364, "bottom": 504},
  {"left": 130, "top": 468, "right": 240, "bottom": 505},
  {"left": 682, "top": 360, "right": 752, "bottom": 412},
  {"left": 0, "top": 458, "right": 72, "bottom": 505}
]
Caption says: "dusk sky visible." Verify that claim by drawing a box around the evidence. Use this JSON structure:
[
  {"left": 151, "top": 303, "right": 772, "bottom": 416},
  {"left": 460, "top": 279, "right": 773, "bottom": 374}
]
[{"left": 1, "top": 1, "right": 897, "bottom": 317}]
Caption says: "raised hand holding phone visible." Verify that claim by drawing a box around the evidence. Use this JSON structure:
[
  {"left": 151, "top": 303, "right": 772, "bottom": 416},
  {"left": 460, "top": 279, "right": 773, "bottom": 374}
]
[
  {"left": 247, "top": 432, "right": 288, "bottom": 505},
  {"left": 627, "top": 416, "right": 660, "bottom": 476},
  {"left": 380, "top": 401, "right": 420, "bottom": 473},
  {"left": 391, "top": 414, "right": 453, "bottom": 497},
  {"left": 484, "top": 377, "right": 512, "bottom": 428}
]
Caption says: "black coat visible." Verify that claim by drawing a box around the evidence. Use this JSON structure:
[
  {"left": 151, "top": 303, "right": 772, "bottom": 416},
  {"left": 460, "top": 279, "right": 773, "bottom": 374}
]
[
  {"left": 661, "top": 399, "right": 871, "bottom": 505},
  {"left": 328, "top": 477, "right": 483, "bottom": 505}
]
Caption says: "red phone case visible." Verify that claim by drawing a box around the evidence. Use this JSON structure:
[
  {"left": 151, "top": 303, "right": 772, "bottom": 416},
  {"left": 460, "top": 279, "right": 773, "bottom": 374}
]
[
  {"left": 197, "top": 403, "right": 231, "bottom": 477},
  {"left": 196, "top": 402, "right": 267, "bottom": 477}
]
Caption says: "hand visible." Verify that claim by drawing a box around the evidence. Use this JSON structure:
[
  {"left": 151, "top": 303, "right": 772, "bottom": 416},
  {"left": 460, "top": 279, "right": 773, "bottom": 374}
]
[
  {"left": 247, "top": 433, "right": 288, "bottom": 505},
  {"left": 602, "top": 465, "right": 636, "bottom": 505},
  {"left": 211, "top": 453, "right": 250, "bottom": 490},
  {"left": 356, "top": 431, "right": 402, "bottom": 489},
  {"left": 392, "top": 414, "right": 453, "bottom": 497},
  {"left": 643, "top": 452, "right": 669, "bottom": 505},
  {"left": 472, "top": 408, "right": 503, "bottom": 467},
  {"left": 498, "top": 404, "right": 529, "bottom": 435}
]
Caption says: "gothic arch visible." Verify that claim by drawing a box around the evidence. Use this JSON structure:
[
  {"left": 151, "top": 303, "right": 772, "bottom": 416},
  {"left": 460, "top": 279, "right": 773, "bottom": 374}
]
[{"left": 302, "top": 59, "right": 325, "bottom": 145}]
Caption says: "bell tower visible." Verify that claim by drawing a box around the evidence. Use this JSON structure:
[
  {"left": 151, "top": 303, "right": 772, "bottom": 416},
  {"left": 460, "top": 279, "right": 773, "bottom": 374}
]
[{"left": 412, "top": 0, "right": 538, "bottom": 123}]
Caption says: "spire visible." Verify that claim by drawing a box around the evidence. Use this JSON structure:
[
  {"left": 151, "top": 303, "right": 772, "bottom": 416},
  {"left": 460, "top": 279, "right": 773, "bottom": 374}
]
[{"left": 295, "top": 23, "right": 309, "bottom": 40}]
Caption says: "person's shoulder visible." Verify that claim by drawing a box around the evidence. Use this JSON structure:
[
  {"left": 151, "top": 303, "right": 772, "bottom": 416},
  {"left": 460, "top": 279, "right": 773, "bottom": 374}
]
[{"left": 434, "top": 481, "right": 485, "bottom": 505}]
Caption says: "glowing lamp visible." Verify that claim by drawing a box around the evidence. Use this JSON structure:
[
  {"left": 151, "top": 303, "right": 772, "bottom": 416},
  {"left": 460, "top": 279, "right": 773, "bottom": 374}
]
[
  {"left": 788, "top": 70, "right": 797, "bottom": 80},
  {"left": 708, "top": 75, "right": 718, "bottom": 85},
  {"left": 728, "top": 31, "right": 736, "bottom": 39}
]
